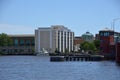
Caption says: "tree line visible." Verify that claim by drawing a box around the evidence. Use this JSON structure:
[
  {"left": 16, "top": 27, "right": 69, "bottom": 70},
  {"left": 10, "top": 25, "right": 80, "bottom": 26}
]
[
  {"left": 0, "top": 33, "right": 13, "bottom": 55},
  {"left": 0, "top": 33, "right": 13, "bottom": 46},
  {"left": 80, "top": 40, "right": 100, "bottom": 55}
]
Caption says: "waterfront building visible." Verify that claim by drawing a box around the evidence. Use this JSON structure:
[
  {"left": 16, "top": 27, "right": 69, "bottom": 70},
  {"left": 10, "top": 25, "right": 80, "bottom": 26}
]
[
  {"left": 99, "top": 28, "right": 120, "bottom": 59},
  {"left": 35, "top": 25, "right": 74, "bottom": 53},
  {"left": 74, "top": 36, "right": 84, "bottom": 52},
  {"left": 99, "top": 28, "right": 114, "bottom": 54},
  {"left": 0, "top": 34, "right": 35, "bottom": 55},
  {"left": 99, "top": 28, "right": 115, "bottom": 58},
  {"left": 81, "top": 31, "right": 94, "bottom": 42},
  {"left": 116, "top": 42, "right": 120, "bottom": 63}
]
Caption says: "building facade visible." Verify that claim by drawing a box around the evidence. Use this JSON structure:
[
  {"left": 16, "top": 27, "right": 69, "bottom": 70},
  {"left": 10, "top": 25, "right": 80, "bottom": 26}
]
[
  {"left": 99, "top": 28, "right": 120, "bottom": 57},
  {"left": 99, "top": 28, "right": 114, "bottom": 54},
  {"left": 116, "top": 42, "right": 120, "bottom": 63},
  {"left": 74, "top": 37, "right": 84, "bottom": 52},
  {"left": 95, "top": 34, "right": 100, "bottom": 40},
  {"left": 35, "top": 25, "right": 74, "bottom": 53},
  {"left": 99, "top": 28, "right": 115, "bottom": 59},
  {"left": 0, "top": 35, "right": 35, "bottom": 55}
]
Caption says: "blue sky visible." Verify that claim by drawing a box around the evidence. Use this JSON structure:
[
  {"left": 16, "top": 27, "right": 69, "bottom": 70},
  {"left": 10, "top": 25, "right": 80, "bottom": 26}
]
[{"left": 0, "top": 0, "right": 120, "bottom": 36}]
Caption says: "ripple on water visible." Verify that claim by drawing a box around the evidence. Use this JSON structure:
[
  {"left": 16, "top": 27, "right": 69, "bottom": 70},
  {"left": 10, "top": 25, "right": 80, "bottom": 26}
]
[{"left": 0, "top": 56, "right": 120, "bottom": 80}]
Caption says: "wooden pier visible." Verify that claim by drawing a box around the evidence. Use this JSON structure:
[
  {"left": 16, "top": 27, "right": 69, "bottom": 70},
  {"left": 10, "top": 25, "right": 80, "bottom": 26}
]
[{"left": 50, "top": 54, "right": 104, "bottom": 62}]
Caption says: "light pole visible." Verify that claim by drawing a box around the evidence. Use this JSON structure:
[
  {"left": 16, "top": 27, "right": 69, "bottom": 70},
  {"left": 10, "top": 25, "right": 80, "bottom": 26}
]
[
  {"left": 112, "top": 18, "right": 120, "bottom": 31},
  {"left": 112, "top": 18, "right": 120, "bottom": 63}
]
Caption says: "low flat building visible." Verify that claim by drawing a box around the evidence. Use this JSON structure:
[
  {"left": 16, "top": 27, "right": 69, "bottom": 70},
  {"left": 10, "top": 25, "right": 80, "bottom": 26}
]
[
  {"left": 74, "top": 37, "right": 84, "bottom": 52},
  {"left": 0, "top": 34, "right": 35, "bottom": 55}
]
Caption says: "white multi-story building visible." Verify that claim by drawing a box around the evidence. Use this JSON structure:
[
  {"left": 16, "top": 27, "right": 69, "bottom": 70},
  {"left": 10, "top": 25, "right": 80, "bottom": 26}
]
[{"left": 35, "top": 25, "right": 74, "bottom": 53}]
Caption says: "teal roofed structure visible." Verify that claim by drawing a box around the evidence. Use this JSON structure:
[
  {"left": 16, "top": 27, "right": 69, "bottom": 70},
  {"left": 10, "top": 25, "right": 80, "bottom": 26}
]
[{"left": 82, "top": 31, "right": 94, "bottom": 42}]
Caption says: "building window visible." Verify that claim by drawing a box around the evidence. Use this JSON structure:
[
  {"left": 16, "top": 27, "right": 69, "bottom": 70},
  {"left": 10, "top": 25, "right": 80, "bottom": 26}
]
[
  {"left": 14, "top": 39, "right": 18, "bottom": 46},
  {"left": 100, "top": 33, "right": 103, "bottom": 36},
  {"left": 20, "top": 39, "right": 24, "bottom": 46},
  {"left": 32, "top": 40, "right": 34, "bottom": 46},
  {"left": 26, "top": 40, "right": 31, "bottom": 46},
  {"left": 107, "top": 32, "right": 109, "bottom": 36},
  {"left": 104, "top": 33, "right": 106, "bottom": 36},
  {"left": 103, "top": 32, "right": 109, "bottom": 36}
]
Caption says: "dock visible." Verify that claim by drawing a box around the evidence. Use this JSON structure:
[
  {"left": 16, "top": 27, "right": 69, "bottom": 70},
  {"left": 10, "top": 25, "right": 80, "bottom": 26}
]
[{"left": 50, "top": 54, "right": 104, "bottom": 62}]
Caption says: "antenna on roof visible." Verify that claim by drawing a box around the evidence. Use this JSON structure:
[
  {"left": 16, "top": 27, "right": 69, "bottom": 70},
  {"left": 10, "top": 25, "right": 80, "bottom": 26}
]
[{"left": 112, "top": 18, "right": 120, "bottom": 32}]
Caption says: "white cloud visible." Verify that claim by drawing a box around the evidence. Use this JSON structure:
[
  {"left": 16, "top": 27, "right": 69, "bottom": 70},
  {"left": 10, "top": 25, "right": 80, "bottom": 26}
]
[{"left": 0, "top": 24, "right": 35, "bottom": 34}]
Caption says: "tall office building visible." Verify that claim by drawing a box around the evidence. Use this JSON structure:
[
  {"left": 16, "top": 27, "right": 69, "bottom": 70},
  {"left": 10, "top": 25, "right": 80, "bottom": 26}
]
[{"left": 35, "top": 25, "right": 74, "bottom": 53}]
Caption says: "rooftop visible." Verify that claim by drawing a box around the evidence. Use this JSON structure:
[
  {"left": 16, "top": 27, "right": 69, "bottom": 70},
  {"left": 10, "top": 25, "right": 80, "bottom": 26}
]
[
  {"left": 8, "top": 34, "right": 34, "bottom": 37},
  {"left": 100, "top": 28, "right": 113, "bottom": 32},
  {"left": 82, "top": 31, "right": 93, "bottom": 36}
]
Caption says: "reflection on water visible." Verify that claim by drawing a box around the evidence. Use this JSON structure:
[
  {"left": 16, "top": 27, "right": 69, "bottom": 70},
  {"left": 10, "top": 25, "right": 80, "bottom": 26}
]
[{"left": 0, "top": 56, "right": 120, "bottom": 80}]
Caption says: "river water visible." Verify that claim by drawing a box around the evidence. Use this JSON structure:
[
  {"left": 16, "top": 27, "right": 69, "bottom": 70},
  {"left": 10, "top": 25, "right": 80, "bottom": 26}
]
[{"left": 0, "top": 56, "right": 120, "bottom": 80}]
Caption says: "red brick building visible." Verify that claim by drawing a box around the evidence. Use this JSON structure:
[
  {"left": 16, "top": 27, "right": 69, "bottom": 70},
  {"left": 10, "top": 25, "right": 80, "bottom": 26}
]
[
  {"left": 74, "top": 37, "right": 84, "bottom": 45},
  {"left": 99, "top": 28, "right": 120, "bottom": 60},
  {"left": 99, "top": 28, "right": 115, "bottom": 59},
  {"left": 116, "top": 42, "right": 120, "bottom": 63},
  {"left": 0, "top": 34, "right": 35, "bottom": 55},
  {"left": 74, "top": 37, "right": 84, "bottom": 52}
]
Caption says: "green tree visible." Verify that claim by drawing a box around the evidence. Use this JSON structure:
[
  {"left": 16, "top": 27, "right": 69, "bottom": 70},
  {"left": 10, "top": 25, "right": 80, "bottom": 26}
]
[
  {"left": 93, "top": 40, "right": 100, "bottom": 50},
  {"left": 80, "top": 41, "right": 90, "bottom": 51},
  {"left": 83, "top": 43, "right": 89, "bottom": 51},
  {"left": 89, "top": 42, "right": 96, "bottom": 51},
  {"left": 80, "top": 41, "right": 96, "bottom": 54},
  {"left": 0, "top": 33, "right": 13, "bottom": 46}
]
